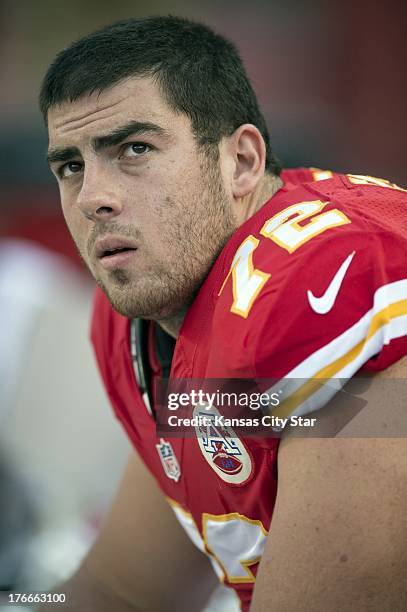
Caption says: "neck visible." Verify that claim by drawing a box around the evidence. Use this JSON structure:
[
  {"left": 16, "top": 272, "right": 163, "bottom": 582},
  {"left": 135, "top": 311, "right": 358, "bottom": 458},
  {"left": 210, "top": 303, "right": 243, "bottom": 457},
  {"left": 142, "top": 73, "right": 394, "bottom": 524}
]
[
  {"left": 236, "top": 173, "right": 283, "bottom": 225},
  {"left": 157, "top": 173, "right": 284, "bottom": 339},
  {"left": 157, "top": 308, "right": 187, "bottom": 339}
]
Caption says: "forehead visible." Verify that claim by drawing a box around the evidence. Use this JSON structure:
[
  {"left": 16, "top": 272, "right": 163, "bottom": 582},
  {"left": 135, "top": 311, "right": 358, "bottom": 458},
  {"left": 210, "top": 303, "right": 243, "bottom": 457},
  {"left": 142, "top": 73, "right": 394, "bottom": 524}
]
[{"left": 47, "top": 76, "right": 189, "bottom": 145}]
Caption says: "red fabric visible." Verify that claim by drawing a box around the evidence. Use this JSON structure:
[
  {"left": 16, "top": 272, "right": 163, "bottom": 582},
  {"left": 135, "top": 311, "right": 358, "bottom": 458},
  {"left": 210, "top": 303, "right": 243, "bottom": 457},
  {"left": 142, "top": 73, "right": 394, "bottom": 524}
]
[{"left": 90, "top": 169, "right": 407, "bottom": 610}]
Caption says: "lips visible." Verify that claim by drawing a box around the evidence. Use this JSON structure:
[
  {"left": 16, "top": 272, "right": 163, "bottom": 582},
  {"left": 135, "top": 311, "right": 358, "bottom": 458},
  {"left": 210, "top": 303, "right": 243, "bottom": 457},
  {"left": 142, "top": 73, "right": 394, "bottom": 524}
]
[
  {"left": 95, "top": 236, "right": 138, "bottom": 259},
  {"left": 93, "top": 235, "right": 139, "bottom": 271}
]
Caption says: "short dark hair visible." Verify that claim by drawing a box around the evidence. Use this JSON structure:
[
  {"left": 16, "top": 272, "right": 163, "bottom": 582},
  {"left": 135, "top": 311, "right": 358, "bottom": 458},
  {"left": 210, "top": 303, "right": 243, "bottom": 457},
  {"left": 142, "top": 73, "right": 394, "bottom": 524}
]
[{"left": 40, "top": 15, "right": 281, "bottom": 175}]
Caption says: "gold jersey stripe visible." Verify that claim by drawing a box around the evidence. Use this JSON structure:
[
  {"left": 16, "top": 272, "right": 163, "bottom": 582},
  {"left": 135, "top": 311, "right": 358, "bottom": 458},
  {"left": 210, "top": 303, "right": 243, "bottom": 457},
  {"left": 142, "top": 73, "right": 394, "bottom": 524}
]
[{"left": 271, "top": 299, "right": 407, "bottom": 419}]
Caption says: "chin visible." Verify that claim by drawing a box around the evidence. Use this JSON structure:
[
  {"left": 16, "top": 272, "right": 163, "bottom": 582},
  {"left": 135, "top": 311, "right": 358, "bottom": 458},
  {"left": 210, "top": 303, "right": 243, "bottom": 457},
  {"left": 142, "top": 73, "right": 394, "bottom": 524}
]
[
  {"left": 111, "top": 300, "right": 179, "bottom": 321},
  {"left": 97, "top": 260, "right": 206, "bottom": 321},
  {"left": 102, "top": 280, "right": 192, "bottom": 321}
]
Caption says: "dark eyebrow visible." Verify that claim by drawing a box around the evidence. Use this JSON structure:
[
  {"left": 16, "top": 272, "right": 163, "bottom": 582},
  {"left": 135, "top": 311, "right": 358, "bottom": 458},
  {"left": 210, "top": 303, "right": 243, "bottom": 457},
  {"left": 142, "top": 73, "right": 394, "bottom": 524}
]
[
  {"left": 92, "top": 120, "right": 170, "bottom": 150},
  {"left": 47, "top": 146, "right": 81, "bottom": 166},
  {"left": 47, "top": 121, "right": 170, "bottom": 166}
]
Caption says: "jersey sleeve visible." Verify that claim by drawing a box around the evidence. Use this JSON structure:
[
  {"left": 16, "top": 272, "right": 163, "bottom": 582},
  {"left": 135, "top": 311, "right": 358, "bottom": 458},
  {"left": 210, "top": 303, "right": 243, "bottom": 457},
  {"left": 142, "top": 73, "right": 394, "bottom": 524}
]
[
  {"left": 262, "top": 232, "right": 407, "bottom": 416},
  {"left": 211, "top": 180, "right": 407, "bottom": 420}
]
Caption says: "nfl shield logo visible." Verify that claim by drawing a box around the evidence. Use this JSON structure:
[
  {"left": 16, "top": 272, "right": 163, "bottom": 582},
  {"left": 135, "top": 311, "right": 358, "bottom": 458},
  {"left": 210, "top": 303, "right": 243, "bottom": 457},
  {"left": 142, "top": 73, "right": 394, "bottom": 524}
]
[{"left": 156, "top": 438, "right": 181, "bottom": 482}]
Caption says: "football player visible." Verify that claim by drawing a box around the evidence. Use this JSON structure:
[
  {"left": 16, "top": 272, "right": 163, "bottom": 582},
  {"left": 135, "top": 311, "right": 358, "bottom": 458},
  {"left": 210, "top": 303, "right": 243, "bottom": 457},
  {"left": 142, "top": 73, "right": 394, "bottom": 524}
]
[{"left": 39, "top": 16, "right": 407, "bottom": 611}]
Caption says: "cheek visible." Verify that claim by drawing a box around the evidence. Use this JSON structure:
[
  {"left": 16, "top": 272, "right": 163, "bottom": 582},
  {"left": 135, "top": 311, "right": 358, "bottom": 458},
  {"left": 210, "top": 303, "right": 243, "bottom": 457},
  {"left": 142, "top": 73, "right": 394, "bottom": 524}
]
[{"left": 61, "top": 201, "right": 87, "bottom": 250}]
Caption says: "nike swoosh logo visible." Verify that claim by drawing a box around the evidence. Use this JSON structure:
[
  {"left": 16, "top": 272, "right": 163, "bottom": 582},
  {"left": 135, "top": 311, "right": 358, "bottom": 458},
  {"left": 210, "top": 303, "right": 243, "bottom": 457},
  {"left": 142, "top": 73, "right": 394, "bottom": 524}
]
[{"left": 307, "top": 251, "right": 356, "bottom": 314}]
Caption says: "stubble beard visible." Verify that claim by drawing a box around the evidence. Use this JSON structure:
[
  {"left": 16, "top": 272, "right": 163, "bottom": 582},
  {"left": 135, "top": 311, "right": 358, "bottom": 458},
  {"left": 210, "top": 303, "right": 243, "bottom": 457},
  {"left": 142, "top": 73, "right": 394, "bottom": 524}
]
[{"left": 91, "top": 152, "right": 236, "bottom": 320}]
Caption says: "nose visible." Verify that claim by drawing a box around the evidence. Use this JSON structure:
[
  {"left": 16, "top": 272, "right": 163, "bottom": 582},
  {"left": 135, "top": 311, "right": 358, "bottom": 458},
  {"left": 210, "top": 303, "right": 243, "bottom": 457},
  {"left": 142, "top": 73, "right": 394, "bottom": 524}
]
[{"left": 77, "top": 166, "right": 123, "bottom": 221}]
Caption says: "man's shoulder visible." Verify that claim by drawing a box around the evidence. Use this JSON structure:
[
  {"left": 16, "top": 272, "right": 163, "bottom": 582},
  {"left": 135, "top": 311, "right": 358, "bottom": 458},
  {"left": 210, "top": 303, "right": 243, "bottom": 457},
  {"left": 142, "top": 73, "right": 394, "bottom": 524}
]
[
  {"left": 280, "top": 167, "right": 407, "bottom": 208},
  {"left": 204, "top": 168, "right": 407, "bottom": 381}
]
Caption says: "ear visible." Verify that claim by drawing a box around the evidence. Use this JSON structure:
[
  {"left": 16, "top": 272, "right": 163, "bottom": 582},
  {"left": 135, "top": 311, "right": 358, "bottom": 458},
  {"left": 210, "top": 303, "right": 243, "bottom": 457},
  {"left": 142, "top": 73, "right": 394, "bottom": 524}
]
[{"left": 228, "top": 124, "right": 266, "bottom": 199}]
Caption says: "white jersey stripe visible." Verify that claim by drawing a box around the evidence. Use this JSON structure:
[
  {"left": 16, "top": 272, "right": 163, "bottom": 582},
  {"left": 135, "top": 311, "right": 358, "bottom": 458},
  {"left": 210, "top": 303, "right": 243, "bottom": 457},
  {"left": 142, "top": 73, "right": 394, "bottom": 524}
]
[
  {"left": 286, "top": 313, "right": 407, "bottom": 419},
  {"left": 266, "top": 279, "right": 407, "bottom": 419}
]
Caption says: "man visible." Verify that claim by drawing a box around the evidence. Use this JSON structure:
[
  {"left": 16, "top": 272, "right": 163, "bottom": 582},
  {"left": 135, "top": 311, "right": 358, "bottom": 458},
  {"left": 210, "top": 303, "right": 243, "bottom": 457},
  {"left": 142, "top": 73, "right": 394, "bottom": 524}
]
[{"left": 40, "top": 16, "right": 407, "bottom": 611}]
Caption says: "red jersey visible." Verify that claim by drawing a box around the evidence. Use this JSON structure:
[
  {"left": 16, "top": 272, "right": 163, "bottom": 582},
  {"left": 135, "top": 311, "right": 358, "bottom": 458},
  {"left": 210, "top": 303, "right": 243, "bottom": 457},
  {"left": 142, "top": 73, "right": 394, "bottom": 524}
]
[{"left": 91, "top": 169, "right": 407, "bottom": 611}]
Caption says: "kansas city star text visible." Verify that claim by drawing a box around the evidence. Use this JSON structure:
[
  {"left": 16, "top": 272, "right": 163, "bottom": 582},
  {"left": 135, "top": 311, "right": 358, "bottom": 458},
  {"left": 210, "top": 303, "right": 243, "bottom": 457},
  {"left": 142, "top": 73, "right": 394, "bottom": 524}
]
[{"left": 167, "top": 415, "right": 317, "bottom": 428}]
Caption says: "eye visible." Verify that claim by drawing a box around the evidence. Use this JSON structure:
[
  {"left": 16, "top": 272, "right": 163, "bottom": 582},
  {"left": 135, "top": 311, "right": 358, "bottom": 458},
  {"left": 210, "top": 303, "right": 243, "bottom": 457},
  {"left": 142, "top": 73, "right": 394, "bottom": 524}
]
[
  {"left": 120, "top": 142, "right": 152, "bottom": 158},
  {"left": 58, "top": 161, "right": 83, "bottom": 179}
]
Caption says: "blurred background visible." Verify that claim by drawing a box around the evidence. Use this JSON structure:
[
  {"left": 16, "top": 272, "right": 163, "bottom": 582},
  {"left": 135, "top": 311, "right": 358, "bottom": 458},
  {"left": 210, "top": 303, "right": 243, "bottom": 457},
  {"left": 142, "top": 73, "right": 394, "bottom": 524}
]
[{"left": 0, "top": 0, "right": 406, "bottom": 609}]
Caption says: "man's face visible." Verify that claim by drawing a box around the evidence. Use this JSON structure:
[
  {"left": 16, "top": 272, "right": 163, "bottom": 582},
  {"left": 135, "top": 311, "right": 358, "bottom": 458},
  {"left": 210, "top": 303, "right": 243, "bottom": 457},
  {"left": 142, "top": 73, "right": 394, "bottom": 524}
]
[{"left": 47, "top": 77, "right": 235, "bottom": 319}]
